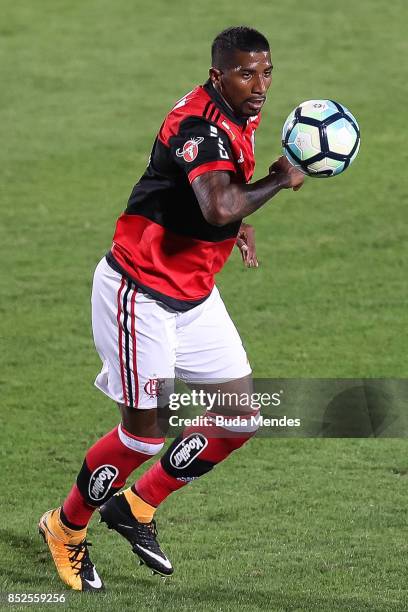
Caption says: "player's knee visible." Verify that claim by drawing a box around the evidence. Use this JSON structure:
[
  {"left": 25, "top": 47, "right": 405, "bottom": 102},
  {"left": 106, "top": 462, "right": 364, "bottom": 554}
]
[
  {"left": 211, "top": 408, "right": 261, "bottom": 451},
  {"left": 118, "top": 403, "right": 167, "bottom": 438}
]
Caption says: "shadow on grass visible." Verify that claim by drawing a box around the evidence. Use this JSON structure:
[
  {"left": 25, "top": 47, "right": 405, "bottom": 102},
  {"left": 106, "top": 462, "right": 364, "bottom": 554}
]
[
  {"left": 0, "top": 528, "right": 401, "bottom": 611},
  {"left": 149, "top": 583, "right": 399, "bottom": 612},
  {"left": 0, "top": 526, "right": 57, "bottom": 588},
  {"left": 61, "top": 581, "right": 395, "bottom": 612}
]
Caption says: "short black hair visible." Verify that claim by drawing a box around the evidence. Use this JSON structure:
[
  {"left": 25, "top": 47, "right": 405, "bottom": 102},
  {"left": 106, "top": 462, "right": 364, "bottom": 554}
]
[{"left": 211, "top": 26, "right": 270, "bottom": 69}]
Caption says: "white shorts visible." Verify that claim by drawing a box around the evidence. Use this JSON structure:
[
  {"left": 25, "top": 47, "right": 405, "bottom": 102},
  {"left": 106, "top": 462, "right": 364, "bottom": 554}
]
[{"left": 91, "top": 257, "right": 251, "bottom": 409}]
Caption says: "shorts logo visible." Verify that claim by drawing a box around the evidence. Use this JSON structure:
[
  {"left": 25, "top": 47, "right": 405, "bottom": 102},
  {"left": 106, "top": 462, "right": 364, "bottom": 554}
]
[
  {"left": 144, "top": 378, "right": 165, "bottom": 398},
  {"left": 169, "top": 434, "right": 208, "bottom": 469},
  {"left": 176, "top": 137, "right": 204, "bottom": 162},
  {"left": 88, "top": 465, "right": 119, "bottom": 502}
]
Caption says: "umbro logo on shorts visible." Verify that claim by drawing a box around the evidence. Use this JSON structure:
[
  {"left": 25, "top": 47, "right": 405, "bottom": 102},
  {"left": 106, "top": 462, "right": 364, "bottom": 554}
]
[
  {"left": 169, "top": 434, "right": 208, "bottom": 469},
  {"left": 88, "top": 465, "right": 119, "bottom": 502}
]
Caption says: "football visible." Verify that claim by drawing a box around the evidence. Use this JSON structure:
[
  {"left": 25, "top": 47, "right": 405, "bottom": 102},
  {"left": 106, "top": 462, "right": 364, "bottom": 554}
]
[{"left": 282, "top": 99, "right": 360, "bottom": 177}]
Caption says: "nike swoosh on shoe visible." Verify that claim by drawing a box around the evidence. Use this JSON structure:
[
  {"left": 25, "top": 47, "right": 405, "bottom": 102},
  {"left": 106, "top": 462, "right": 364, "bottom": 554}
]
[
  {"left": 83, "top": 571, "right": 103, "bottom": 589},
  {"left": 134, "top": 545, "right": 172, "bottom": 569}
]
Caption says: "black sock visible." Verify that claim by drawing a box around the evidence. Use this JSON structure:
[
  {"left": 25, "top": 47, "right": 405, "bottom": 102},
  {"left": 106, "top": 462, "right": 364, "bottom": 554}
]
[{"left": 60, "top": 506, "right": 86, "bottom": 531}]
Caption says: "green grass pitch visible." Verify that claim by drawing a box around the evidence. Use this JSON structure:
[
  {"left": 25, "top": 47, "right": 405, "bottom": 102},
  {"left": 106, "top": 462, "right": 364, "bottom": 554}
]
[{"left": 1, "top": 0, "right": 407, "bottom": 610}]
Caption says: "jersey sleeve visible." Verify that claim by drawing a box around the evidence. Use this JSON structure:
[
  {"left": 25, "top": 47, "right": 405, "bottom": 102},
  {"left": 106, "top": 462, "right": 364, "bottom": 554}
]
[{"left": 169, "top": 116, "right": 236, "bottom": 183}]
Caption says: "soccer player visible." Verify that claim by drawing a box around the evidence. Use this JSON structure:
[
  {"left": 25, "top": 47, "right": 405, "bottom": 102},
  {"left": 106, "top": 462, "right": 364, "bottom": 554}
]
[{"left": 39, "top": 26, "right": 304, "bottom": 591}]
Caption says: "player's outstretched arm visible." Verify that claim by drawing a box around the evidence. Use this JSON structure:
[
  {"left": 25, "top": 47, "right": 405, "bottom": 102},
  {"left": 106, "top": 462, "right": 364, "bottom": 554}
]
[{"left": 192, "top": 155, "right": 305, "bottom": 226}]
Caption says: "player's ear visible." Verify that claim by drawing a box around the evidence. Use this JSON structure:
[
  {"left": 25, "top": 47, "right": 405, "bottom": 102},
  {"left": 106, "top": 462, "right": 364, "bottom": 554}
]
[{"left": 209, "top": 67, "right": 222, "bottom": 87}]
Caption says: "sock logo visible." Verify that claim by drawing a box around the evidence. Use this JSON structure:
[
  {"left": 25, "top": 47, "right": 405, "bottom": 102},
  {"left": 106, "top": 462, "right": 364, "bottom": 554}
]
[
  {"left": 169, "top": 434, "right": 208, "bottom": 469},
  {"left": 88, "top": 465, "right": 119, "bottom": 502}
]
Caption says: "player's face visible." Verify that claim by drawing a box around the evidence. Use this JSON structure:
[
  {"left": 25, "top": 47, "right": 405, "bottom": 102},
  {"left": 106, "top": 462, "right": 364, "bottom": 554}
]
[{"left": 211, "top": 50, "right": 273, "bottom": 117}]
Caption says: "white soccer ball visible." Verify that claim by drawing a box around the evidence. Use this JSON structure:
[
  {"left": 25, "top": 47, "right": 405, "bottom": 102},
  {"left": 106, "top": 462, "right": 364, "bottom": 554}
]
[{"left": 282, "top": 100, "right": 360, "bottom": 177}]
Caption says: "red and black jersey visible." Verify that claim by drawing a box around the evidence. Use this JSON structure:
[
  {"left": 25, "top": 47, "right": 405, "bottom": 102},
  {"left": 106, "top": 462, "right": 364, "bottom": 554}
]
[{"left": 107, "top": 79, "right": 261, "bottom": 311}]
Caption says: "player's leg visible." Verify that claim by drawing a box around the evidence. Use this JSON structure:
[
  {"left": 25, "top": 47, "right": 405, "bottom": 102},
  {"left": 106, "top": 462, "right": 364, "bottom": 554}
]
[
  {"left": 128, "top": 378, "right": 258, "bottom": 521},
  {"left": 39, "top": 257, "right": 174, "bottom": 589},
  {"left": 38, "top": 411, "right": 165, "bottom": 591},
  {"left": 98, "top": 403, "right": 175, "bottom": 576},
  {"left": 125, "top": 286, "right": 257, "bottom": 546}
]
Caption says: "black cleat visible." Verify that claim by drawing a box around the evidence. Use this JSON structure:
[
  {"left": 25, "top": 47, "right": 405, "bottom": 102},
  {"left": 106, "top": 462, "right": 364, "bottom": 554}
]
[{"left": 99, "top": 493, "right": 173, "bottom": 576}]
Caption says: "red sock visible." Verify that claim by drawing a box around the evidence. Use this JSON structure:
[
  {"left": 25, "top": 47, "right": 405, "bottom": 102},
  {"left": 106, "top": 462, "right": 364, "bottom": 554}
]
[
  {"left": 134, "top": 413, "right": 258, "bottom": 508},
  {"left": 62, "top": 484, "right": 94, "bottom": 528},
  {"left": 62, "top": 425, "right": 165, "bottom": 527},
  {"left": 132, "top": 462, "right": 185, "bottom": 507}
]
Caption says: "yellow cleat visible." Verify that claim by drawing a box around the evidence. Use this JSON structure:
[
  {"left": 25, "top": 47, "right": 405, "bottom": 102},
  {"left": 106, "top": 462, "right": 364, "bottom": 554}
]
[{"left": 38, "top": 508, "right": 104, "bottom": 592}]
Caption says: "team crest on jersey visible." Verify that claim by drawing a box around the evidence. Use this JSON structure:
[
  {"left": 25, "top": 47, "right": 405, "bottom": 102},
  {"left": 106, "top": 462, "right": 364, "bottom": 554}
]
[{"left": 176, "top": 137, "right": 204, "bottom": 162}]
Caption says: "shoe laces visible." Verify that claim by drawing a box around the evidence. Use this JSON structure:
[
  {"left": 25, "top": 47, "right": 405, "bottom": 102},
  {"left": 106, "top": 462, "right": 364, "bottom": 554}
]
[
  {"left": 147, "top": 520, "right": 158, "bottom": 539},
  {"left": 65, "top": 540, "right": 94, "bottom": 577},
  {"left": 136, "top": 519, "right": 161, "bottom": 550}
]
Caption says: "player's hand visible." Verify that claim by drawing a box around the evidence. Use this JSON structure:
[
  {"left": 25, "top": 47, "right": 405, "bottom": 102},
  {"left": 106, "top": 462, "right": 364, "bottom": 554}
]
[
  {"left": 269, "top": 155, "right": 305, "bottom": 191},
  {"left": 236, "top": 222, "right": 259, "bottom": 268}
]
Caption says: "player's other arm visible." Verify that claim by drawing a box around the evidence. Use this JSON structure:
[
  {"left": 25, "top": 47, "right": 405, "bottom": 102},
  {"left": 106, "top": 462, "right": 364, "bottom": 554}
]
[{"left": 192, "top": 156, "right": 305, "bottom": 226}]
